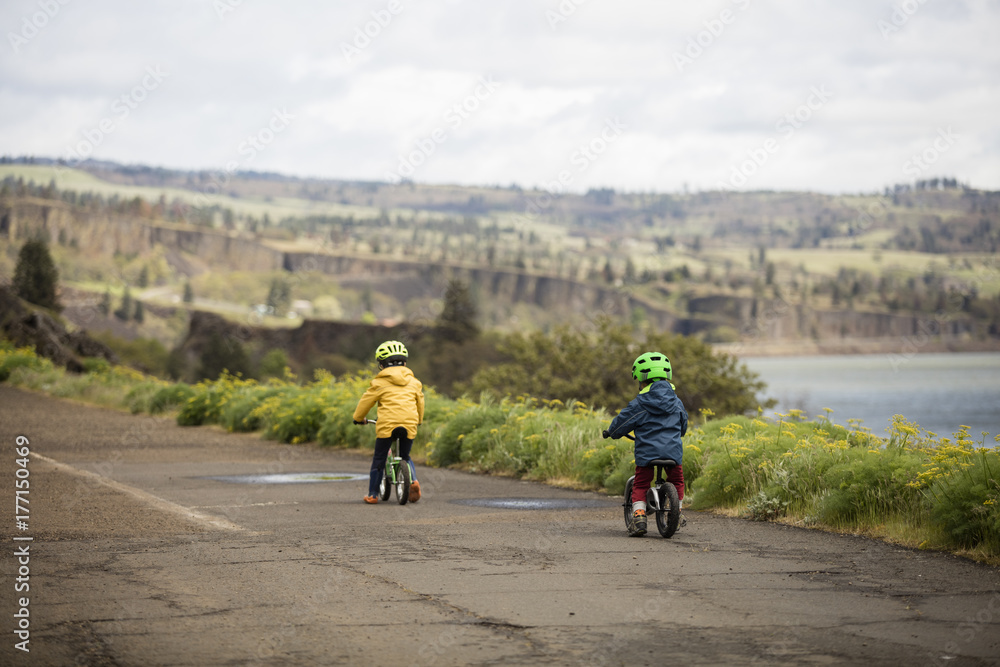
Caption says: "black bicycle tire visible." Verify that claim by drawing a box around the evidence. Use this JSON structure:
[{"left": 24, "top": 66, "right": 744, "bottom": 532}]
[
  {"left": 378, "top": 456, "right": 392, "bottom": 501},
  {"left": 655, "top": 483, "right": 681, "bottom": 538},
  {"left": 623, "top": 477, "right": 635, "bottom": 530},
  {"left": 397, "top": 459, "right": 411, "bottom": 505}
]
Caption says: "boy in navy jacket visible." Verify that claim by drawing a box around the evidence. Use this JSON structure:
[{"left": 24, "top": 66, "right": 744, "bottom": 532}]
[{"left": 604, "top": 352, "right": 688, "bottom": 536}]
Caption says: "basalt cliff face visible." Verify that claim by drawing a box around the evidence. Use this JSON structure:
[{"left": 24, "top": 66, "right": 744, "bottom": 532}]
[
  {"left": 2, "top": 197, "right": 987, "bottom": 346},
  {"left": 2, "top": 197, "right": 283, "bottom": 273},
  {"left": 686, "top": 295, "right": 981, "bottom": 341}
]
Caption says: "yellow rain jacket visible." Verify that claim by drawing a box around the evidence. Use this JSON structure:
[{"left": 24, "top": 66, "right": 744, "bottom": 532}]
[{"left": 353, "top": 366, "right": 425, "bottom": 438}]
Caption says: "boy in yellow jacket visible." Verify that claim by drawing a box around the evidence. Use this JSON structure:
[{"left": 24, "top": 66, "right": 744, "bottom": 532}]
[{"left": 353, "top": 340, "right": 425, "bottom": 503}]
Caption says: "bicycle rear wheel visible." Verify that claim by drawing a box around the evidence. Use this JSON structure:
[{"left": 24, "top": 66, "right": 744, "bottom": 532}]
[
  {"left": 378, "top": 457, "right": 392, "bottom": 501},
  {"left": 396, "top": 458, "right": 411, "bottom": 505},
  {"left": 655, "top": 482, "right": 680, "bottom": 538}
]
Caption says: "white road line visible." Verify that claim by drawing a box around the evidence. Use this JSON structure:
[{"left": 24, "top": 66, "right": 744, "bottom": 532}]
[
  {"left": 191, "top": 502, "right": 300, "bottom": 509},
  {"left": 32, "top": 452, "right": 244, "bottom": 532}
]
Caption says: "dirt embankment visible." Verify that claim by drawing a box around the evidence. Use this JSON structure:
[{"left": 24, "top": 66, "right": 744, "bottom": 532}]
[{"left": 0, "top": 285, "right": 116, "bottom": 370}]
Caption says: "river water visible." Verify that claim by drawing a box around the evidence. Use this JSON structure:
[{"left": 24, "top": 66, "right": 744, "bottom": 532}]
[{"left": 741, "top": 352, "right": 1000, "bottom": 440}]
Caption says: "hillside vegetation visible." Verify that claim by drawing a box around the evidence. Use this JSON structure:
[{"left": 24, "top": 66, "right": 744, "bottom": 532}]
[{"left": 3, "top": 160, "right": 999, "bottom": 341}]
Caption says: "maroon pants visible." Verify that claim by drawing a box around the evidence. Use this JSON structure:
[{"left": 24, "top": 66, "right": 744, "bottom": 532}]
[{"left": 631, "top": 464, "right": 684, "bottom": 504}]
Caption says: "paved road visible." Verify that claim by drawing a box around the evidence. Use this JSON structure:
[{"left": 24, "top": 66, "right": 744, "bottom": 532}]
[{"left": 1, "top": 385, "right": 998, "bottom": 666}]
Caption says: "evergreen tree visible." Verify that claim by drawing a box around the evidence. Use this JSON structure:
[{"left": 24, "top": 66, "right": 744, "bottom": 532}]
[
  {"left": 266, "top": 278, "right": 291, "bottom": 315},
  {"left": 624, "top": 258, "right": 637, "bottom": 284},
  {"left": 138, "top": 266, "right": 149, "bottom": 288},
  {"left": 99, "top": 290, "right": 112, "bottom": 317},
  {"left": 183, "top": 282, "right": 194, "bottom": 304},
  {"left": 13, "top": 239, "right": 62, "bottom": 311},
  {"left": 602, "top": 259, "right": 615, "bottom": 284},
  {"left": 436, "top": 279, "right": 479, "bottom": 343},
  {"left": 115, "top": 287, "right": 133, "bottom": 321},
  {"left": 133, "top": 300, "right": 145, "bottom": 323},
  {"left": 360, "top": 284, "right": 373, "bottom": 314}
]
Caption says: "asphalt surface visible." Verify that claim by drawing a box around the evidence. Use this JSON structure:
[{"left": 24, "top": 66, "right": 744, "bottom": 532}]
[{"left": 1, "top": 384, "right": 999, "bottom": 666}]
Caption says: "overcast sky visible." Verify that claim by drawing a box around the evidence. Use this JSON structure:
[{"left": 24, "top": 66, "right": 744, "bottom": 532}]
[{"left": 1, "top": 0, "right": 997, "bottom": 194}]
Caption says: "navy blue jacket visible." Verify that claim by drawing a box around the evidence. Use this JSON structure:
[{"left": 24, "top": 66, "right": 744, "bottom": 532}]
[{"left": 606, "top": 380, "right": 688, "bottom": 466}]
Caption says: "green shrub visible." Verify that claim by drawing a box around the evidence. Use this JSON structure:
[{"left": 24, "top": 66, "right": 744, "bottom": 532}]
[
  {"left": 257, "top": 348, "right": 290, "bottom": 380},
  {"left": 149, "top": 383, "right": 196, "bottom": 414},
  {"left": 177, "top": 373, "right": 250, "bottom": 426},
  {"left": 91, "top": 332, "right": 169, "bottom": 376},
  {"left": 466, "top": 316, "right": 772, "bottom": 417},
  {"left": 817, "top": 449, "right": 924, "bottom": 526},
  {"left": 124, "top": 381, "right": 168, "bottom": 414},
  {"left": 0, "top": 344, "right": 52, "bottom": 382},
  {"left": 926, "top": 432, "right": 1000, "bottom": 552},
  {"left": 428, "top": 400, "right": 508, "bottom": 467},
  {"left": 744, "top": 491, "right": 787, "bottom": 521},
  {"left": 257, "top": 382, "right": 333, "bottom": 444},
  {"left": 81, "top": 357, "right": 112, "bottom": 374},
  {"left": 219, "top": 385, "right": 290, "bottom": 432}
]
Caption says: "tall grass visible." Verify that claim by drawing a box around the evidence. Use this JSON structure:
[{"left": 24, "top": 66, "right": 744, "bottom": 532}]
[
  {"left": 684, "top": 411, "right": 999, "bottom": 559},
  {"left": 2, "top": 341, "right": 997, "bottom": 561}
]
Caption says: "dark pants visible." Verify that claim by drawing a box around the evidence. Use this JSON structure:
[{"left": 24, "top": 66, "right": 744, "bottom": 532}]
[
  {"left": 631, "top": 464, "right": 684, "bottom": 504},
  {"left": 368, "top": 427, "right": 417, "bottom": 497}
]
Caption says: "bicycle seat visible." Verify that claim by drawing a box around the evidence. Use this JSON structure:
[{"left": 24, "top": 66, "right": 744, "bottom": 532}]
[{"left": 648, "top": 458, "right": 678, "bottom": 468}]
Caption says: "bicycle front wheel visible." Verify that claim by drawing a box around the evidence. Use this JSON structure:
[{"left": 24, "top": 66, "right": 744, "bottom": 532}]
[
  {"left": 622, "top": 476, "right": 635, "bottom": 531},
  {"left": 655, "top": 483, "right": 680, "bottom": 538},
  {"left": 396, "top": 459, "right": 411, "bottom": 505}
]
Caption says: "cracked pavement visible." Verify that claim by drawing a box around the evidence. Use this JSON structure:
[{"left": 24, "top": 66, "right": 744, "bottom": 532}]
[{"left": 1, "top": 385, "right": 999, "bottom": 666}]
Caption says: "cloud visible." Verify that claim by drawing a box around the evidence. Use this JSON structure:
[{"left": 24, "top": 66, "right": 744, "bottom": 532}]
[{"left": 0, "top": 0, "right": 997, "bottom": 192}]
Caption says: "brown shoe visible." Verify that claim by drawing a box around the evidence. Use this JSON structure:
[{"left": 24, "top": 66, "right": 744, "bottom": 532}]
[
  {"left": 363, "top": 495, "right": 379, "bottom": 504},
  {"left": 629, "top": 509, "right": 647, "bottom": 536},
  {"left": 409, "top": 480, "right": 421, "bottom": 502}
]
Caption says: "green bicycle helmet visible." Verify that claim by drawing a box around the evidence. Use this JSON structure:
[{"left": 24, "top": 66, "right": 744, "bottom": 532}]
[
  {"left": 375, "top": 340, "right": 408, "bottom": 364},
  {"left": 632, "top": 351, "right": 672, "bottom": 382}
]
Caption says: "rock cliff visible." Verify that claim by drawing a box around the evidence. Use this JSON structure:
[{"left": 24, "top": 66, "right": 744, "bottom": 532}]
[{"left": 2, "top": 197, "right": 986, "bottom": 343}]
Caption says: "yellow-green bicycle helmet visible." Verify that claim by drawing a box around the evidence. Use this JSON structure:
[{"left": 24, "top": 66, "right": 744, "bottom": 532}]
[
  {"left": 631, "top": 351, "right": 672, "bottom": 382},
  {"left": 375, "top": 340, "right": 408, "bottom": 365}
]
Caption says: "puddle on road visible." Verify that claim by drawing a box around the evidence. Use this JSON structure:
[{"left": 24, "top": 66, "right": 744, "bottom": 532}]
[
  {"left": 452, "top": 497, "right": 612, "bottom": 510},
  {"left": 205, "top": 472, "right": 368, "bottom": 484}
]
